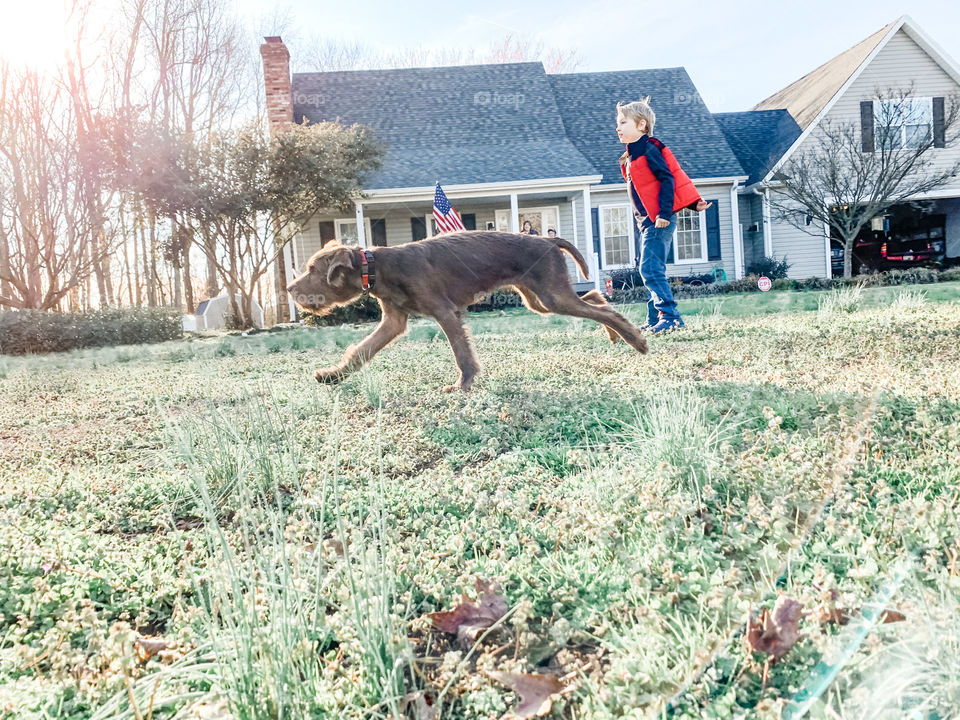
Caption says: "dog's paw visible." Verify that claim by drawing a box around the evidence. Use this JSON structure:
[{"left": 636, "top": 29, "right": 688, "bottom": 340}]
[
  {"left": 442, "top": 382, "right": 472, "bottom": 393},
  {"left": 315, "top": 367, "right": 346, "bottom": 384}
]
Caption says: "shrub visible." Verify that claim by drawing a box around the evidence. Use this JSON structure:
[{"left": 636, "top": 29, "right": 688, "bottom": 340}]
[
  {"left": 0, "top": 306, "right": 182, "bottom": 356},
  {"left": 300, "top": 294, "right": 382, "bottom": 327},
  {"left": 745, "top": 255, "right": 792, "bottom": 279},
  {"left": 468, "top": 289, "right": 525, "bottom": 312}
]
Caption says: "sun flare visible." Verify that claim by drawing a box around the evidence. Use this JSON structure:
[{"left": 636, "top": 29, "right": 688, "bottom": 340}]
[{"left": 0, "top": 0, "right": 74, "bottom": 72}]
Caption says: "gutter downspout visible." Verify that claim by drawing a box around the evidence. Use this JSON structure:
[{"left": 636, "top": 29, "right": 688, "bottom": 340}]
[
  {"left": 730, "top": 180, "right": 744, "bottom": 279},
  {"left": 751, "top": 186, "right": 774, "bottom": 258}
]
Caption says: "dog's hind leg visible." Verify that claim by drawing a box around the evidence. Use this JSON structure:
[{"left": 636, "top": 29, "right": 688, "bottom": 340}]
[
  {"left": 315, "top": 306, "right": 408, "bottom": 384},
  {"left": 580, "top": 289, "right": 622, "bottom": 344},
  {"left": 432, "top": 308, "right": 481, "bottom": 393},
  {"left": 532, "top": 287, "right": 648, "bottom": 354},
  {"left": 514, "top": 285, "right": 551, "bottom": 314}
]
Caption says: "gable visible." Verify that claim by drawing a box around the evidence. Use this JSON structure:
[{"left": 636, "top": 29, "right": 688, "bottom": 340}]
[{"left": 752, "top": 20, "right": 897, "bottom": 129}]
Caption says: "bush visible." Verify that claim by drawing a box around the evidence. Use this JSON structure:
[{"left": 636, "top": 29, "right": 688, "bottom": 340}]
[
  {"left": 301, "top": 294, "right": 382, "bottom": 326},
  {"left": 745, "top": 255, "right": 792, "bottom": 279},
  {"left": 0, "top": 306, "right": 183, "bottom": 356}
]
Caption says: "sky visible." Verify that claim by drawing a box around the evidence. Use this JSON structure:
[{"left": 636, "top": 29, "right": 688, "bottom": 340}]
[{"left": 233, "top": 0, "right": 960, "bottom": 112}]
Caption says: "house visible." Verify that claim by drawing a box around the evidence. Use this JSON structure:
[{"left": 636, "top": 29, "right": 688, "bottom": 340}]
[
  {"left": 259, "top": 38, "right": 747, "bottom": 321},
  {"left": 259, "top": 14, "right": 960, "bottom": 321},
  {"left": 715, "top": 15, "right": 960, "bottom": 279}
]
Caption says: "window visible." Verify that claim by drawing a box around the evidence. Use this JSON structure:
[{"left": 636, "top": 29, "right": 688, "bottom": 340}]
[
  {"left": 334, "top": 218, "right": 372, "bottom": 245},
  {"left": 494, "top": 206, "right": 560, "bottom": 236},
  {"left": 673, "top": 209, "right": 706, "bottom": 263},
  {"left": 600, "top": 205, "right": 631, "bottom": 267},
  {"left": 875, "top": 97, "right": 933, "bottom": 149}
]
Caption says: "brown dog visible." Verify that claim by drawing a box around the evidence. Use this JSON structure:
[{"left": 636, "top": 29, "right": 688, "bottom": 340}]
[{"left": 286, "top": 230, "right": 648, "bottom": 392}]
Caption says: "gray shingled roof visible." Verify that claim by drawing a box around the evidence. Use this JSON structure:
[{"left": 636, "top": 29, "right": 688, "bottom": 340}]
[
  {"left": 292, "top": 62, "right": 599, "bottom": 189},
  {"left": 549, "top": 68, "right": 745, "bottom": 185},
  {"left": 713, "top": 110, "right": 802, "bottom": 184},
  {"left": 293, "top": 62, "right": 745, "bottom": 190}
]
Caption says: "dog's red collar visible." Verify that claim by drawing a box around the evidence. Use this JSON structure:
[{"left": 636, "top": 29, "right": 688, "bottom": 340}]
[{"left": 355, "top": 247, "right": 375, "bottom": 292}]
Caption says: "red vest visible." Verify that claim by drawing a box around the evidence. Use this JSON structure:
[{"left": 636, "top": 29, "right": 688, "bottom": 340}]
[{"left": 620, "top": 137, "right": 701, "bottom": 219}]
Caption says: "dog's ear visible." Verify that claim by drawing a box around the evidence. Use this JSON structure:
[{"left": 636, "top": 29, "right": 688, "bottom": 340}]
[{"left": 326, "top": 247, "right": 358, "bottom": 285}]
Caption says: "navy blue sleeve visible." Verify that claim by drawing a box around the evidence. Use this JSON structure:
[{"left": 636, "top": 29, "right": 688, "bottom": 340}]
[{"left": 646, "top": 144, "right": 675, "bottom": 221}]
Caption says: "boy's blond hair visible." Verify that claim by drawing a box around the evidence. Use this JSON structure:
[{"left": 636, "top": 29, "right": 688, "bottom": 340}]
[{"left": 617, "top": 97, "right": 656, "bottom": 135}]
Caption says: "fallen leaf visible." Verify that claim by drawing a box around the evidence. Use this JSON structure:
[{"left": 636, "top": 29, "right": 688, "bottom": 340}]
[
  {"left": 488, "top": 671, "right": 564, "bottom": 719},
  {"left": 136, "top": 636, "right": 169, "bottom": 661},
  {"left": 401, "top": 690, "right": 439, "bottom": 720},
  {"left": 746, "top": 595, "right": 804, "bottom": 661},
  {"left": 427, "top": 578, "right": 508, "bottom": 647}
]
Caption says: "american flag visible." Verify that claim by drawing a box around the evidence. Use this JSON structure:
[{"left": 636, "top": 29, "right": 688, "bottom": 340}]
[{"left": 433, "top": 182, "right": 466, "bottom": 233}]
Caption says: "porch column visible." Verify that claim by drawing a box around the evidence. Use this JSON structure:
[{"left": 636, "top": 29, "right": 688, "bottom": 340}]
[
  {"left": 582, "top": 185, "right": 599, "bottom": 291},
  {"left": 762, "top": 188, "right": 773, "bottom": 258},
  {"left": 283, "top": 241, "right": 297, "bottom": 321},
  {"left": 355, "top": 202, "right": 367, "bottom": 247},
  {"left": 730, "top": 182, "right": 744, "bottom": 279},
  {"left": 509, "top": 193, "right": 519, "bottom": 232}
]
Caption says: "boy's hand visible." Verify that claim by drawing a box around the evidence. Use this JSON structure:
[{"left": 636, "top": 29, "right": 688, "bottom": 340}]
[
  {"left": 654, "top": 216, "right": 670, "bottom": 228},
  {"left": 695, "top": 200, "right": 713, "bottom": 212}
]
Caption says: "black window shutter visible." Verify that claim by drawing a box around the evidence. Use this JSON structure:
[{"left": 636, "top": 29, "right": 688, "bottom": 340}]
[
  {"left": 462, "top": 213, "right": 476, "bottom": 230},
  {"left": 319, "top": 221, "right": 336, "bottom": 247},
  {"left": 370, "top": 218, "right": 387, "bottom": 247},
  {"left": 933, "top": 97, "right": 946, "bottom": 148},
  {"left": 591, "top": 207, "right": 601, "bottom": 269},
  {"left": 706, "top": 201, "right": 721, "bottom": 261},
  {"left": 410, "top": 217, "right": 427, "bottom": 242},
  {"left": 860, "top": 101, "right": 875, "bottom": 152}
]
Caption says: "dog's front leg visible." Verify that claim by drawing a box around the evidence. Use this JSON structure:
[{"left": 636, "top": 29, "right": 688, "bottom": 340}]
[
  {"left": 315, "top": 307, "right": 407, "bottom": 384},
  {"left": 433, "top": 309, "right": 481, "bottom": 393}
]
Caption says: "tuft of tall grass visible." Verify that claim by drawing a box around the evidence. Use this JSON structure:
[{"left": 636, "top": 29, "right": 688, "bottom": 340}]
[
  {"left": 818, "top": 284, "right": 864, "bottom": 319},
  {"left": 95, "top": 389, "right": 420, "bottom": 720},
  {"left": 617, "top": 385, "right": 734, "bottom": 502},
  {"left": 889, "top": 287, "right": 929, "bottom": 311}
]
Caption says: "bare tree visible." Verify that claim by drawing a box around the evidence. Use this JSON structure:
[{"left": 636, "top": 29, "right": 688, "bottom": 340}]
[
  {"left": 768, "top": 88, "right": 960, "bottom": 278},
  {"left": 292, "top": 32, "right": 581, "bottom": 74}
]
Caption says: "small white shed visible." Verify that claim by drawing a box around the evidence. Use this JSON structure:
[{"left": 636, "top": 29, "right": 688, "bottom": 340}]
[{"left": 191, "top": 293, "right": 264, "bottom": 330}]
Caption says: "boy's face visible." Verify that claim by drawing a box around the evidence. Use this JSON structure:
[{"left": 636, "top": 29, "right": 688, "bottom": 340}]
[{"left": 616, "top": 112, "right": 646, "bottom": 143}]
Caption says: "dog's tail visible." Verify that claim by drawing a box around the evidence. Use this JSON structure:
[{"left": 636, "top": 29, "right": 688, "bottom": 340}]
[{"left": 549, "top": 237, "right": 590, "bottom": 280}]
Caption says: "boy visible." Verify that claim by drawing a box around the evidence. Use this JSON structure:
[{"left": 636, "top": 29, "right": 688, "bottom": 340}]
[{"left": 616, "top": 98, "right": 711, "bottom": 333}]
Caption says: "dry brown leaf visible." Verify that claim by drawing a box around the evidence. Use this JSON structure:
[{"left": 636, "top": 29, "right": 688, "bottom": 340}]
[
  {"left": 401, "top": 690, "right": 439, "bottom": 720},
  {"left": 135, "top": 636, "right": 169, "bottom": 661},
  {"left": 426, "top": 578, "right": 508, "bottom": 647},
  {"left": 488, "top": 671, "right": 564, "bottom": 719},
  {"left": 746, "top": 595, "right": 804, "bottom": 661}
]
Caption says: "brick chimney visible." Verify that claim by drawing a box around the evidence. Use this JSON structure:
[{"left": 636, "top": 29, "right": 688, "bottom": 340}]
[
  {"left": 260, "top": 36, "right": 294, "bottom": 322},
  {"left": 260, "top": 36, "right": 293, "bottom": 132}
]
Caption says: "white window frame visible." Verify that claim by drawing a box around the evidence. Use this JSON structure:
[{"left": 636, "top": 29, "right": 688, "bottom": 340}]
[
  {"left": 671, "top": 208, "right": 708, "bottom": 265},
  {"left": 598, "top": 203, "right": 633, "bottom": 269},
  {"left": 494, "top": 205, "right": 561, "bottom": 236},
  {"left": 335, "top": 217, "right": 372, "bottom": 245},
  {"left": 874, "top": 97, "right": 933, "bottom": 149}
]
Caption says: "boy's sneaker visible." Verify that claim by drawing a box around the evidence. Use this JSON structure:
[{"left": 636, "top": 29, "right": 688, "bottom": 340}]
[
  {"left": 650, "top": 317, "right": 685, "bottom": 334},
  {"left": 640, "top": 313, "right": 663, "bottom": 331}
]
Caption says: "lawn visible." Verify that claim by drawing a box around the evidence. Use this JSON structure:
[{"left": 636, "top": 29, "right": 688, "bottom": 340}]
[{"left": 1, "top": 283, "right": 959, "bottom": 719}]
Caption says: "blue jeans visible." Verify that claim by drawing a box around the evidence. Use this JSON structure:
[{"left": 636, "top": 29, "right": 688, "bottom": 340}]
[{"left": 638, "top": 216, "right": 680, "bottom": 325}]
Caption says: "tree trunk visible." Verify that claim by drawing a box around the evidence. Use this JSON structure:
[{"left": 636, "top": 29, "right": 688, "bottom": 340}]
[
  {"left": 273, "top": 242, "right": 290, "bottom": 323},
  {"left": 182, "top": 243, "right": 194, "bottom": 313},
  {"left": 843, "top": 237, "right": 854, "bottom": 279},
  {"left": 147, "top": 214, "right": 158, "bottom": 307},
  {"left": 202, "top": 224, "right": 218, "bottom": 299}
]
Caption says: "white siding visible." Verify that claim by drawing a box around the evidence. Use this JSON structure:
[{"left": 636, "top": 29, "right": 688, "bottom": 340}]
[{"left": 769, "top": 191, "right": 829, "bottom": 279}]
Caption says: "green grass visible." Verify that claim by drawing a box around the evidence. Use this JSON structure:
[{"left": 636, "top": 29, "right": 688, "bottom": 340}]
[{"left": 1, "top": 285, "right": 960, "bottom": 719}]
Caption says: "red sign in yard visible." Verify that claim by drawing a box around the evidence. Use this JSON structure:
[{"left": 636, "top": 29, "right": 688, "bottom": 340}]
[
  {"left": 758, "top": 276, "right": 772, "bottom": 292},
  {"left": 605, "top": 277, "right": 613, "bottom": 295}
]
